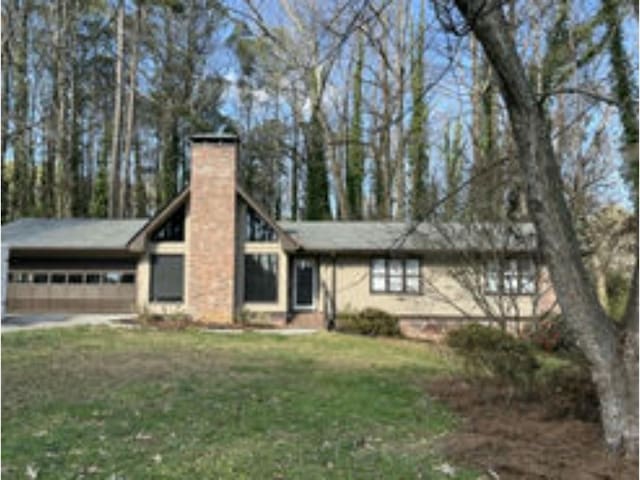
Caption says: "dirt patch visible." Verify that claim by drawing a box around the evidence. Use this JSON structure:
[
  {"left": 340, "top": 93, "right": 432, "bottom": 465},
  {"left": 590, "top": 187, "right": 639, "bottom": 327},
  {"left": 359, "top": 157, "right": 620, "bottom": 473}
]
[{"left": 428, "top": 377, "right": 638, "bottom": 480}]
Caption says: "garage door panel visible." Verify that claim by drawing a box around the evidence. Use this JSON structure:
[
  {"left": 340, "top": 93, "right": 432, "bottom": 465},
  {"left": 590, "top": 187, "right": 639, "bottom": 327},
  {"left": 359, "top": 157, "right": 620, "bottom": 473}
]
[{"left": 6, "top": 269, "right": 136, "bottom": 314}]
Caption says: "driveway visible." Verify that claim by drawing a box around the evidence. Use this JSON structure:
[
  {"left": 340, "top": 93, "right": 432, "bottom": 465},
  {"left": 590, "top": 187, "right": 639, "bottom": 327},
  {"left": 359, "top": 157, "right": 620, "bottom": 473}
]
[{"left": 1, "top": 313, "right": 134, "bottom": 332}]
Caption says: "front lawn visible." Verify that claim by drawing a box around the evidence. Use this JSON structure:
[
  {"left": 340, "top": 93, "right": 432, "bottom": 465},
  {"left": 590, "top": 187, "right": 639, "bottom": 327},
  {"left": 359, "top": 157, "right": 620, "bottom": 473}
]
[{"left": 1, "top": 327, "right": 475, "bottom": 479}]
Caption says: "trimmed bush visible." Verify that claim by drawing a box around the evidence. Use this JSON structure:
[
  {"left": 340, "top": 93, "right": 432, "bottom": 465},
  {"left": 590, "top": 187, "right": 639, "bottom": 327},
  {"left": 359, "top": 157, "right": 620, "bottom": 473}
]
[
  {"left": 446, "top": 323, "right": 539, "bottom": 390},
  {"left": 335, "top": 308, "right": 400, "bottom": 337}
]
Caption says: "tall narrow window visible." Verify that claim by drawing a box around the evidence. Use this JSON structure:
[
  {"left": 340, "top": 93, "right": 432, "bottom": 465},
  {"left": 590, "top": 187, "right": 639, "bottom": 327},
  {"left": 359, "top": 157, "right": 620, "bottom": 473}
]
[
  {"left": 245, "top": 206, "right": 277, "bottom": 242},
  {"left": 405, "top": 259, "right": 421, "bottom": 293},
  {"left": 388, "top": 259, "right": 404, "bottom": 292},
  {"left": 519, "top": 259, "right": 536, "bottom": 294},
  {"left": 151, "top": 205, "right": 186, "bottom": 242},
  {"left": 150, "top": 255, "right": 184, "bottom": 302},
  {"left": 371, "top": 259, "right": 387, "bottom": 292}
]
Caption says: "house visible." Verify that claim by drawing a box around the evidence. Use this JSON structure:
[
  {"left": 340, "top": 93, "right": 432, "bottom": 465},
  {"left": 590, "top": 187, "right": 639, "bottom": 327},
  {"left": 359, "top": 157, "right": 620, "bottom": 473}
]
[{"left": 1, "top": 134, "right": 557, "bottom": 337}]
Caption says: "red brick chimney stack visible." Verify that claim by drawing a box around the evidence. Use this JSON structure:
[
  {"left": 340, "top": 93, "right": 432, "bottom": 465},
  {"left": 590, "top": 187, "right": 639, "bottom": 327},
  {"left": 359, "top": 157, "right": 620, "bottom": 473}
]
[{"left": 187, "top": 133, "right": 239, "bottom": 323}]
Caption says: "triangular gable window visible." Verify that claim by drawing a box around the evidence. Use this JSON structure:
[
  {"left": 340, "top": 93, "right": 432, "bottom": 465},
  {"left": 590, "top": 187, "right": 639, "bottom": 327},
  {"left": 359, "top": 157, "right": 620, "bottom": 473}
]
[
  {"left": 151, "top": 204, "right": 186, "bottom": 242},
  {"left": 246, "top": 205, "right": 277, "bottom": 242}
]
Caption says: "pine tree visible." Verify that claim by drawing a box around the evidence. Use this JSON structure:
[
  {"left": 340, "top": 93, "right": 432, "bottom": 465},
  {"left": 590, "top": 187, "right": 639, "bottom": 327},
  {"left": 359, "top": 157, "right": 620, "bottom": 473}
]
[
  {"left": 409, "top": 6, "right": 429, "bottom": 221},
  {"left": 90, "top": 146, "right": 109, "bottom": 218},
  {"left": 602, "top": 0, "right": 638, "bottom": 201},
  {"left": 346, "top": 35, "right": 365, "bottom": 219},
  {"left": 304, "top": 69, "right": 331, "bottom": 220},
  {"left": 443, "top": 121, "right": 464, "bottom": 221},
  {"left": 305, "top": 110, "right": 331, "bottom": 220}
]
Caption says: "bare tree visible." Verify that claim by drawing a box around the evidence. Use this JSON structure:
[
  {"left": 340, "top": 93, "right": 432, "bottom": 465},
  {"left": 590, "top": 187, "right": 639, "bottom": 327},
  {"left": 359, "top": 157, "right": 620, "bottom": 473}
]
[{"left": 439, "top": 0, "right": 638, "bottom": 456}]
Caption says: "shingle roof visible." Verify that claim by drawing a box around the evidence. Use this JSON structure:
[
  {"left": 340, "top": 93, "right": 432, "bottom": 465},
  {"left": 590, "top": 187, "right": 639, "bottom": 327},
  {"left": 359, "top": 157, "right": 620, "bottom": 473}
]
[
  {"left": 278, "top": 221, "right": 538, "bottom": 253},
  {"left": 1, "top": 217, "right": 538, "bottom": 253},
  {"left": 1, "top": 218, "right": 148, "bottom": 249}
]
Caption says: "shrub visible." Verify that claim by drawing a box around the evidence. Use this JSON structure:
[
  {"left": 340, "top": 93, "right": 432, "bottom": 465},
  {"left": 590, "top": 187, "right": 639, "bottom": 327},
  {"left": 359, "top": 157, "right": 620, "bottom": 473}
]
[
  {"left": 526, "top": 315, "right": 577, "bottom": 353},
  {"left": 446, "top": 323, "right": 539, "bottom": 390},
  {"left": 335, "top": 308, "right": 400, "bottom": 337}
]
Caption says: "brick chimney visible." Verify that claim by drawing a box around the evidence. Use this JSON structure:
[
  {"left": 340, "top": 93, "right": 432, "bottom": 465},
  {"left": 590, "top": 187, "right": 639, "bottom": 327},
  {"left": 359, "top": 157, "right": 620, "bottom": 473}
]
[{"left": 187, "top": 133, "right": 239, "bottom": 323}]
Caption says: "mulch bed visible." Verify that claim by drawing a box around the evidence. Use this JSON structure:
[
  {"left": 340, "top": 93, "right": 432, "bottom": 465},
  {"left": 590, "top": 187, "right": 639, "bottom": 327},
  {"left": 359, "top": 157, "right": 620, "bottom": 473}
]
[{"left": 428, "top": 377, "right": 638, "bottom": 480}]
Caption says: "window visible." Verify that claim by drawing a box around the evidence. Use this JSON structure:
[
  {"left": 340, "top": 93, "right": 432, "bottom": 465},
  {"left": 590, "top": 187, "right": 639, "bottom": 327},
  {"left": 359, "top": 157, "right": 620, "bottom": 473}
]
[
  {"left": 7, "top": 272, "right": 14, "bottom": 283},
  {"left": 519, "top": 259, "right": 536, "bottom": 294},
  {"left": 485, "top": 259, "right": 537, "bottom": 295},
  {"left": 102, "top": 272, "right": 121, "bottom": 284},
  {"left": 151, "top": 205, "right": 185, "bottom": 242},
  {"left": 370, "top": 258, "right": 421, "bottom": 294},
  {"left": 51, "top": 273, "right": 66, "bottom": 284},
  {"left": 244, "top": 254, "right": 278, "bottom": 302},
  {"left": 405, "top": 259, "right": 421, "bottom": 293},
  {"left": 150, "top": 255, "right": 184, "bottom": 302},
  {"left": 371, "top": 259, "right": 386, "bottom": 292},
  {"left": 68, "top": 273, "right": 84, "bottom": 284},
  {"left": 86, "top": 273, "right": 101, "bottom": 284},
  {"left": 33, "top": 273, "right": 49, "bottom": 284},
  {"left": 121, "top": 272, "right": 135, "bottom": 284},
  {"left": 16, "top": 272, "right": 31, "bottom": 283},
  {"left": 245, "top": 206, "right": 277, "bottom": 242}
]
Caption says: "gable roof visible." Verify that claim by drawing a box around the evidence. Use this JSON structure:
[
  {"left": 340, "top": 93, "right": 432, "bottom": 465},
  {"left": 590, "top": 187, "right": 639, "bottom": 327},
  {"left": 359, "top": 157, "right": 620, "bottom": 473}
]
[
  {"left": 236, "top": 185, "right": 299, "bottom": 250},
  {"left": 2, "top": 218, "right": 147, "bottom": 250},
  {"left": 126, "top": 188, "right": 190, "bottom": 251},
  {"left": 278, "top": 221, "right": 538, "bottom": 253}
]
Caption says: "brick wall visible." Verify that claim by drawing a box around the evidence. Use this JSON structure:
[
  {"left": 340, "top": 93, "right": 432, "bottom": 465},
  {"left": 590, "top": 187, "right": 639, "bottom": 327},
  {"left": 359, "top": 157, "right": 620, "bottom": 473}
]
[{"left": 187, "top": 136, "right": 238, "bottom": 323}]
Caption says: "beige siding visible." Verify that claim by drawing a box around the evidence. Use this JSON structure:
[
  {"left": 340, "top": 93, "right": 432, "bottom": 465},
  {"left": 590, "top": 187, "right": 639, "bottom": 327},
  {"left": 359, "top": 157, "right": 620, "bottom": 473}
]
[{"left": 319, "top": 255, "right": 554, "bottom": 319}]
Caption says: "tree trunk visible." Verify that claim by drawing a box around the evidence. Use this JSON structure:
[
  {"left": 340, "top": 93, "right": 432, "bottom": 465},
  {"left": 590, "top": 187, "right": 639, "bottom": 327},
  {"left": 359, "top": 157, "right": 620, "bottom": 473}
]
[
  {"left": 1, "top": 5, "right": 11, "bottom": 222},
  {"left": 393, "top": 0, "right": 406, "bottom": 220},
  {"left": 452, "top": 0, "right": 638, "bottom": 457},
  {"left": 108, "top": 0, "right": 124, "bottom": 218},
  {"left": 53, "top": 0, "right": 67, "bottom": 218},
  {"left": 291, "top": 87, "right": 299, "bottom": 220},
  {"left": 120, "top": 3, "right": 141, "bottom": 218}
]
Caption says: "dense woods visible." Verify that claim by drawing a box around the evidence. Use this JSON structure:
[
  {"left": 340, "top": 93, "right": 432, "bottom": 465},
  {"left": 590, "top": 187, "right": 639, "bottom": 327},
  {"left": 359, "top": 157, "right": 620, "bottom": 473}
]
[{"left": 1, "top": 0, "right": 635, "bottom": 224}]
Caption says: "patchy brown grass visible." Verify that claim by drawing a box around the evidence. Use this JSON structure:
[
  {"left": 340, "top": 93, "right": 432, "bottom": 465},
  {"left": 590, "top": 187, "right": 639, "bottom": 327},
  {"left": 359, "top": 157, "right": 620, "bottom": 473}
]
[{"left": 428, "top": 377, "right": 638, "bottom": 480}]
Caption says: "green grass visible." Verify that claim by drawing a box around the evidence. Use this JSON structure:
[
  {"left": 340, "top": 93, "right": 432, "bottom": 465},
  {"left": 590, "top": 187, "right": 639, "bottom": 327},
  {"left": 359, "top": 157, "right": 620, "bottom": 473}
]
[{"left": 2, "top": 327, "right": 476, "bottom": 479}]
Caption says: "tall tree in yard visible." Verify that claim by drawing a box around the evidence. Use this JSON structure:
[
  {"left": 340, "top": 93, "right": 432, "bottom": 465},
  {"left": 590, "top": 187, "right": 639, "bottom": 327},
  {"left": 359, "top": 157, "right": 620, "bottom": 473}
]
[
  {"left": 12, "top": 0, "right": 33, "bottom": 218},
  {"left": 108, "top": 0, "right": 124, "bottom": 218},
  {"left": 443, "top": 121, "right": 464, "bottom": 221},
  {"left": 304, "top": 68, "right": 331, "bottom": 220},
  {"left": 449, "top": 0, "right": 638, "bottom": 456},
  {"left": 346, "top": 34, "right": 365, "bottom": 220},
  {"left": 602, "top": 0, "right": 638, "bottom": 201},
  {"left": 120, "top": 2, "right": 143, "bottom": 218},
  {"left": 409, "top": 6, "right": 430, "bottom": 221},
  {"left": 467, "top": 37, "right": 502, "bottom": 220},
  {"left": 305, "top": 110, "right": 331, "bottom": 219}
]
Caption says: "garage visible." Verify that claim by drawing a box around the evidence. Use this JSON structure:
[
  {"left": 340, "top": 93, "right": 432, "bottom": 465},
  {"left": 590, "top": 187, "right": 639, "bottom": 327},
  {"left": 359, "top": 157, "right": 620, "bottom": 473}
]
[
  {"left": 2, "top": 218, "right": 146, "bottom": 314},
  {"left": 7, "top": 255, "right": 138, "bottom": 313}
]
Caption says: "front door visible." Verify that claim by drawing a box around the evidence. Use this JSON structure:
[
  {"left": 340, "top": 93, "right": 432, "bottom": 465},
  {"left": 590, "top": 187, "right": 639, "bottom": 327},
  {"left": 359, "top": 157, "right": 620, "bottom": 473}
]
[{"left": 293, "top": 258, "right": 315, "bottom": 310}]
